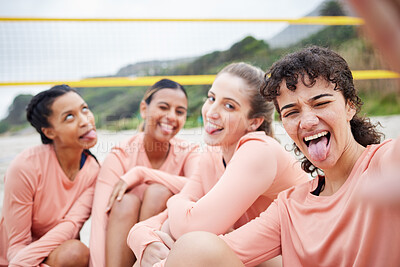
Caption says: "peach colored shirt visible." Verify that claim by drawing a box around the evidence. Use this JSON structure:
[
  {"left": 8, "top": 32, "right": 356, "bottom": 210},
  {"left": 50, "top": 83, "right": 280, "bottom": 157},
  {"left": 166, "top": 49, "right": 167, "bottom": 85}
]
[
  {"left": 128, "top": 131, "right": 309, "bottom": 264},
  {"left": 0, "top": 145, "right": 100, "bottom": 267},
  {"left": 89, "top": 133, "right": 199, "bottom": 267},
  {"left": 221, "top": 138, "right": 400, "bottom": 267}
]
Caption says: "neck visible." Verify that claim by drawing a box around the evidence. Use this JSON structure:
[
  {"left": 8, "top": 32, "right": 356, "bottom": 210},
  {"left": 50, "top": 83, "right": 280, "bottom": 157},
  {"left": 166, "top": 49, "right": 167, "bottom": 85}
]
[
  {"left": 143, "top": 135, "right": 170, "bottom": 168},
  {"left": 53, "top": 144, "right": 83, "bottom": 181},
  {"left": 321, "top": 138, "right": 365, "bottom": 196}
]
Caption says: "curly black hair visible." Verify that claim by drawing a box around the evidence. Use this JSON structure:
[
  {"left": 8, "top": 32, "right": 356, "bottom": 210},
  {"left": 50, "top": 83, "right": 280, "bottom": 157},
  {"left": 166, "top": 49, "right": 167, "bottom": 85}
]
[{"left": 260, "top": 46, "right": 383, "bottom": 175}]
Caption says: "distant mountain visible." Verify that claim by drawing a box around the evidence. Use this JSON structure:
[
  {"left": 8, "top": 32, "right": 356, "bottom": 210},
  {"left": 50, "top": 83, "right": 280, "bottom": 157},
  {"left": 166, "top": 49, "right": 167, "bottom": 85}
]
[
  {"left": 267, "top": 0, "right": 353, "bottom": 48},
  {"left": 115, "top": 57, "right": 196, "bottom": 77}
]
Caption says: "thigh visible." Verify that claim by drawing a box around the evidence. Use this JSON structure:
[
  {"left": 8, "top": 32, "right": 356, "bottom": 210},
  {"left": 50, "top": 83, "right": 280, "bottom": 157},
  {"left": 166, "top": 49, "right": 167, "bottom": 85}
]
[{"left": 255, "top": 255, "right": 282, "bottom": 267}]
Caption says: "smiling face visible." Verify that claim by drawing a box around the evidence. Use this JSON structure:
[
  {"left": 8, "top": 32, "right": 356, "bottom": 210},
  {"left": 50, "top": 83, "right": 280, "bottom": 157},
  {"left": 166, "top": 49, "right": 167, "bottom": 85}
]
[
  {"left": 141, "top": 88, "right": 188, "bottom": 143},
  {"left": 202, "top": 72, "right": 256, "bottom": 149},
  {"left": 43, "top": 92, "right": 97, "bottom": 150},
  {"left": 277, "top": 77, "right": 356, "bottom": 170}
]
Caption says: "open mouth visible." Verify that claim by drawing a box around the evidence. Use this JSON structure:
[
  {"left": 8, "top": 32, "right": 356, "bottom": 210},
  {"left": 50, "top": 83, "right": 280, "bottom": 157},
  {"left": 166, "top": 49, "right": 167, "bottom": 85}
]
[
  {"left": 160, "top": 122, "right": 175, "bottom": 134},
  {"left": 303, "top": 131, "right": 331, "bottom": 162},
  {"left": 304, "top": 131, "right": 330, "bottom": 147},
  {"left": 205, "top": 119, "right": 224, "bottom": 134},
  {"left": 79, "top": 129, "right": 97, "bottom": 140}
]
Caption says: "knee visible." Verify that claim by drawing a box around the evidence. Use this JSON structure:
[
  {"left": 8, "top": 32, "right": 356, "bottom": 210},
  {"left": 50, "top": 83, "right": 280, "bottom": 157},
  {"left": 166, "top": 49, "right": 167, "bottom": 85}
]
[
  {"left": 111, "top": 192, "right": 141, "bottom": 219},
  {"left": 53, "top": 240, "right": 89, "bottom": 267},
  {"left": 166, "top": 231, "right": 228, "bottom": 266},
  {"left": 143, "top": 183, "right": 173, "bottom": 202}
]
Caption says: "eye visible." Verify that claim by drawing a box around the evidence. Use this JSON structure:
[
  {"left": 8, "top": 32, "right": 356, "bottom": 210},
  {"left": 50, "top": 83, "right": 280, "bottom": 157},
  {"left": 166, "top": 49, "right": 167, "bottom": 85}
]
[
  {"left": 159, "top": 105, "right": 169, "bottom": 110},
  {"left": 207, "top": 95, "right": 215, "bottom": 102},
  {"left": 315, "top": 101, "right": 330, "bottom": 107},
  {"left": 224, "top": 102, "right": 235, "bottom": 110},
  {"left": 82, "top": 106, "right": 89, "bottom": 112},
  {"left": 282, "top": 110, "right": 298, "bottom": 118},
  {"left": 65, "top": 114, "right": 74, "bottom": 121},
  {"left": 176, "top": 109, "right": 186, "bottom": 116}
]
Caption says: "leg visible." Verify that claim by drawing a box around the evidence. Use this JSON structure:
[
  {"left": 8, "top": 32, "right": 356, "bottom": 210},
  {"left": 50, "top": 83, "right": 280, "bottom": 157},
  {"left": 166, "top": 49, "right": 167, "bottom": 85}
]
[
  {"left": 139, "top": 183, "right": 173, "bottom": 221},
  {"left": 255, "top": 256, "right": 282, "bottom": 267},
  {"left": 106, "top": 191, "right": 141, "bottom": 267},
  {"left": 44, "top": 239, "right": 89, "bottom": 267},
  {"left": 165, "top": 231, "right": 244, "bottom": 267}
]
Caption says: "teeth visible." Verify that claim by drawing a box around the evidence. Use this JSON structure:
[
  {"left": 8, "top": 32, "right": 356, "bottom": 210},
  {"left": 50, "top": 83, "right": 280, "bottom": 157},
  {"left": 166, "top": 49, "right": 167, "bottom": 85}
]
[
  {"left": 304, "top": 131, "right": 328, "bottom": 142},
  {"left": 160, "top": 123, "right": 173, "bottom": 130},
  {"left": 206, "top": 119, "right": 223, "bottom": 130}
]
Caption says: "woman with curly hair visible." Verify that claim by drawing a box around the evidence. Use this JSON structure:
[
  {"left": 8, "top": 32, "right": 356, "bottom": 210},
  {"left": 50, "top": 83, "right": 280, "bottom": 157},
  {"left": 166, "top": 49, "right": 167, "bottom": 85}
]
[{"left": 163, "top": 46, "right": 400, "bottom": 267}]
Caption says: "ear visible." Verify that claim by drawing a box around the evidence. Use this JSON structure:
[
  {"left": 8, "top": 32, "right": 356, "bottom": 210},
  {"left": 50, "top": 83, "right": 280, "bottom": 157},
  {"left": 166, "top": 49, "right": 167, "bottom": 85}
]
[
  {"left": 248, "top": 117, "right": 264, "bottom": 132},
  {"left": 345, "top": 100, "right": 357, "bottom": 122},
  {"left": 139, "top": 100, "right": 147, "bottom": 120},
  {"left": 41, "top": 127, "right": 55, "bottom": 141}
]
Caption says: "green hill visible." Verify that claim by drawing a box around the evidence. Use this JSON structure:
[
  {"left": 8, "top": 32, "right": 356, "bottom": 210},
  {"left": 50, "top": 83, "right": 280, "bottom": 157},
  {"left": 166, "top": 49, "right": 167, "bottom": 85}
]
[{"left": 1, "top": 26, "right": 399, "bottom": 134}]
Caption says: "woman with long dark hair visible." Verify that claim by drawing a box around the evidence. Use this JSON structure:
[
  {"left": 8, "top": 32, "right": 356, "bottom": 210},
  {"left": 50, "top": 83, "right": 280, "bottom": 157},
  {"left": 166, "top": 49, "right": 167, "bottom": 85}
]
[{"left": 0, "top": 85, "right": 100, "bottom": 267}]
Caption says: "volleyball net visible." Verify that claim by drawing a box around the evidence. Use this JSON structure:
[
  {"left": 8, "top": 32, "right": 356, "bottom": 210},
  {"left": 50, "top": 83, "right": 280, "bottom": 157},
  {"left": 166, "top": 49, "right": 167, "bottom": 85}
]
[{"left": 0, "top": 16, "right": 399, "bottom": 88}]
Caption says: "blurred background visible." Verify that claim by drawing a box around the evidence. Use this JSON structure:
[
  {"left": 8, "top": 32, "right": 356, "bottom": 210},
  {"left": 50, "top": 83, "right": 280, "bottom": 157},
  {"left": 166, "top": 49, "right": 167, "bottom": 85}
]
[{"left": 0, "top": 0, "right": 399, "bottom": 134}]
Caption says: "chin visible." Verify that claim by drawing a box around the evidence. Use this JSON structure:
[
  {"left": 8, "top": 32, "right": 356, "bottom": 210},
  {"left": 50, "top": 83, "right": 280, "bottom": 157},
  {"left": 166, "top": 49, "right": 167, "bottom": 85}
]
[
  {"left": 203, "top": 136, "right": 222, "bottom": 147},
  {"left": 83, "top": 140, "right": 97, "bottom": 150}
]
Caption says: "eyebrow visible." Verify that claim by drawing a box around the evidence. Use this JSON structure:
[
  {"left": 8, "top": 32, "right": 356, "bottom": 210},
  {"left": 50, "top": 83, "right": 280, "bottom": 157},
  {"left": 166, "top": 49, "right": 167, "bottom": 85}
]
[
  {"left": 310, "top": 93, "right": 333, "bottom": 102},
  {"left": 280, "top": 93, "right": 334, "bottom": 113},
  {"left": 60, "top": 102, "right": 86, "bottom": 117}
]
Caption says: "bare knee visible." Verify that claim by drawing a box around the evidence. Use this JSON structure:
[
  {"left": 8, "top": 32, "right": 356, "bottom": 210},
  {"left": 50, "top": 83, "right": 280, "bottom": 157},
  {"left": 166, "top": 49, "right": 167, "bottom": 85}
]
[
  {"left": 140, "top": 184, "right": 173, "bottom": 221},
  {"left": 45, "top": 240, "right": 89, "bottom": 267},
  {"left": 110, "top": 191, "right": 141, "bottom": 220},
  {"left": 143, "top": 183, "right": 173, "bottom": 204},
  {"left": 166, "top": 231, "right": 243, "bottom": 267}
]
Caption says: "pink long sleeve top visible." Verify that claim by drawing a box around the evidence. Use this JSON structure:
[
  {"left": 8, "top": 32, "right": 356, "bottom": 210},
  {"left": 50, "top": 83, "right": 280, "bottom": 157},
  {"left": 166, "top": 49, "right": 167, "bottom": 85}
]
[
  {"left": 128, "top": 131, "right": 309, "bottom": 264},
  {"left": 221, "top": 138, "right": 400, "bottom": 267},
  {"left": 89, "top": 132, "right": 199, "bottom": 267},
  {"left": 0, "top": 144, "right": 100, "bottom": 267}
]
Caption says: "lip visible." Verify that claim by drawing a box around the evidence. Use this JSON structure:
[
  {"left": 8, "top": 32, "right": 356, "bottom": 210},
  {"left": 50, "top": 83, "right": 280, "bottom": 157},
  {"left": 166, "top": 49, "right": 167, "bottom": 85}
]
[
  {"left": 204, "top": 119, "right": 224, "bottom": 135},
  {"left": 159, "top": 122, "right": 176, "bottom": 134},
  {"left": 303, "top": 130, "right": 329, "bottom": 144}
]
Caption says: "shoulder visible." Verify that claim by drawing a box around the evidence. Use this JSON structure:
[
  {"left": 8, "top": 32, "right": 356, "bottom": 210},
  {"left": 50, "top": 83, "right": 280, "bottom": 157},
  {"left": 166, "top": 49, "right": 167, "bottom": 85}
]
[
  {"left": 10, "top": 144, "right": 52, "bottom": 168},
  {"left": 84, "top": 154, "right": 101, "bottom": 175},
  {"left": 276, "top": 178, "right": 316, "bottom": 202},
  {"left": 236, "top": 131, "right": 280, "bottom": 150},
  {"left": 170, "top": 136, "right": 200, "bottom": 155},
  {"left": 109, "top": 132, "right": 144, "bottom": 156},
  {"left": 235, "top": 132, "right": 287, "bottom": 160},
  {"left": 5, "top": 144, "right": 52, "bottom": 188},
  {"left": 367, "top": 139, "right": 393, "bottom": 155}
]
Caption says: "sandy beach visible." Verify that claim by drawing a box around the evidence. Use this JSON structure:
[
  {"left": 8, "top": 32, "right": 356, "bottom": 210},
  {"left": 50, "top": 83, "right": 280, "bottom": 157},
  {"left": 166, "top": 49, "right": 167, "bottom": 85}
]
[{"left": 1, "top": 115, "right": 399, "bottom": 246}]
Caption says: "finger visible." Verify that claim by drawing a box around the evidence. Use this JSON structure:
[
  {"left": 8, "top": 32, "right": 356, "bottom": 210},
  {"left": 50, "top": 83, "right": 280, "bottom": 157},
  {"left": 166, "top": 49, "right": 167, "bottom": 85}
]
[
  {"left": 117, "top": 188, "right": 125, "bottom": 201},
  {"left": 106, "top": 188, "right": 119, "bottom": 212},
  {"left": 155, "top": 231, "right": 175, "bottom": 249},
  {"left": 117, "top": 182, "right": 128, "bottom": 201}
]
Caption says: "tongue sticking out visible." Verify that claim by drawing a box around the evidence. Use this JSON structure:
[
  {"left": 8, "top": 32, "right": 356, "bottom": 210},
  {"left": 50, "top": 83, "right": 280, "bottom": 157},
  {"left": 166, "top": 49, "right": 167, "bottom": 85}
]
[
  {"left": 81, "top": 130, "right": 97, "bottom": 141},
  {"left": 308, "top": 136, "right": 328, "bottom": 162}
]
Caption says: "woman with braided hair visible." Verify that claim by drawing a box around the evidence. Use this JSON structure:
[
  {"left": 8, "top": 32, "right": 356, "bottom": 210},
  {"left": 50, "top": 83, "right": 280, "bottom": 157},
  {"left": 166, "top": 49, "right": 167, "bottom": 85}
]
[{"left": 0, "top": 84, "right": 100, "bottom": 267}]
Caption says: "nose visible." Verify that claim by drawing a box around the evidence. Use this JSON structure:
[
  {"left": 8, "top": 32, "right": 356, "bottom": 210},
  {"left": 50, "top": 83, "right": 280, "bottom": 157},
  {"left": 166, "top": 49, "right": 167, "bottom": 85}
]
[
  {"left": 205, "top": 102, "right": 220, "bottom": 120},
  {"left": 165, "top": 109, "right": 177, "bottom": 122},
  {"left": 79, "top": 112, "right": 91, "bottom": 127},
  {"left": 299, "top": 110, "right": 319, "bottom": 129}
]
